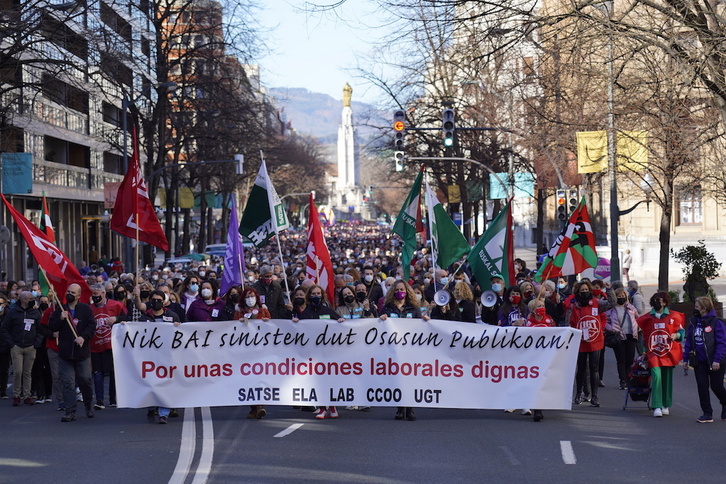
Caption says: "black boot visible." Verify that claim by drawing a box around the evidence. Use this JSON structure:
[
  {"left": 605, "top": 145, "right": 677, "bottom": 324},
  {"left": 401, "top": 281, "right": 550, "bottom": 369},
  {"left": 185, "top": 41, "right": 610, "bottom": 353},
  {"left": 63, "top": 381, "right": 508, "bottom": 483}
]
[
  {"left": 395, "top": 407, "right": 404, "bottom": 420},
  {"left": 405, "top": 407, "right": 416, "bottom": 421}
]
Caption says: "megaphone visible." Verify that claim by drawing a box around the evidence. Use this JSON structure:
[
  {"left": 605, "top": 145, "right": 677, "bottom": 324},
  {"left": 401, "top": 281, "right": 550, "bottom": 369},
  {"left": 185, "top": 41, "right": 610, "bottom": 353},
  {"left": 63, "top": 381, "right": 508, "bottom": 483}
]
[
  {"left": 481, "top": 290, "right": 498, "bottom": 308},
  {"left": 434, "top": 290, "right": 451, "bottom": 306}
]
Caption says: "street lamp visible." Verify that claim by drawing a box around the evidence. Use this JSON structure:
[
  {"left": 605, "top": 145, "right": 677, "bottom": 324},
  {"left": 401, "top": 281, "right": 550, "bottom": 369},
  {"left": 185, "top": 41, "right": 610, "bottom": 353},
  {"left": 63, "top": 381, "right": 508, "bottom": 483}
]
[{"left": 120, "top": 81, "right": 177, "bottom": 271}]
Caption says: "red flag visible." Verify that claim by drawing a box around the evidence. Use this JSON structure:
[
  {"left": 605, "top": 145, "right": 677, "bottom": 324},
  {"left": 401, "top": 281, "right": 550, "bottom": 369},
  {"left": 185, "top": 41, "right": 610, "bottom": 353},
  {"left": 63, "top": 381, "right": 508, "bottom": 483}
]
[
  {"left": 110, "top": 127, "right": 169, "bottom": 251},
  {"left": 41, "top": 194, "right": 55, "bottom": 243},
  {"left": 306, "top": 193, "right": 335, "bottom": 304},
  {"left": 1, "top": 194, "right": 91, "bottom": 303}
]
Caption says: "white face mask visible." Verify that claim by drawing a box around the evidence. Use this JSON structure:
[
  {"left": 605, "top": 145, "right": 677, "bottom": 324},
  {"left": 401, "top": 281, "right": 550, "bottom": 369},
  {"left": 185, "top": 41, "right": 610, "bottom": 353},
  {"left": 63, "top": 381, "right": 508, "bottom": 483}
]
[
  {"left": 364, "top": 274, "right": 373, "bottom": 283},
  {"left": 199, "top": 271, "right": 206, "bottom": 278},
  {"left": 245, "top": 297, "right": 257, "bottom": 307},
  {"left": 424, "top": 278, "right": 431, "bottom": 285},
  {"left": 415, "top": 294, "right": 423, "bottom": 302},
  {"left": 201, "top": 288, "right": 213, "bottom": 299}
]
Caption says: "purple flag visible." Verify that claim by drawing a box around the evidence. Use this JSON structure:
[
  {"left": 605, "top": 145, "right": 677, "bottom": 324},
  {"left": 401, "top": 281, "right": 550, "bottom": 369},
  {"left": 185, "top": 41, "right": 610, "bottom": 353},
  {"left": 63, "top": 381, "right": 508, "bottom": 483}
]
[{"left": 220, "top": 198, "right": 245, "bottom": 296}]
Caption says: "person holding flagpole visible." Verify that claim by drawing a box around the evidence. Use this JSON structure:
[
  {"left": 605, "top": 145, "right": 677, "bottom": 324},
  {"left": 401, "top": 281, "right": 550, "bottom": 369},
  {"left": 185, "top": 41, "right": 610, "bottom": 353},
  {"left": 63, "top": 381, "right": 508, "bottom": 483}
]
[{"left": 49, "top": 284, "right": 96, "bottom": 422}]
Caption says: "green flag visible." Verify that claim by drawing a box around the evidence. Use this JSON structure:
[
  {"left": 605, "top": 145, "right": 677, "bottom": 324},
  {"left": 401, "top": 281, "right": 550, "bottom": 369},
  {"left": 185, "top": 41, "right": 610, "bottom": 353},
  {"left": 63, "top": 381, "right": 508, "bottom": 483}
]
[
  {"left": 425, "top": 180, "right": 469, "bottom": 269},
  {"left": 239, "top": 159, "right": 289, "bottom": 248},
  {"left": 467, "top": 200, "right": 515, "bottom": 291},
  {"left": 392, "top": 167, "right": 424, "bottom": 280}
]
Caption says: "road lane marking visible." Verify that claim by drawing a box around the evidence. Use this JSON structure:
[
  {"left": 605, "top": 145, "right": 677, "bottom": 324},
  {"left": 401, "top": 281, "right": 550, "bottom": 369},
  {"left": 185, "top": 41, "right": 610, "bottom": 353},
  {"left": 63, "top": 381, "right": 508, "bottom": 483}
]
[
  {"left": 560, "top": 441, "right": 576, "bottom": 464},
  {"left": 274, "top": 423, "right": 304, "bottom": 438},
  {"left": 499, "top": 446, "right": 521, "bottom": 465},
  {"left": 192, "top": 407, "right": 214, "bottom": 484},
  {"left": 169, "top": 408, "right": 196, "bottom": 484}
]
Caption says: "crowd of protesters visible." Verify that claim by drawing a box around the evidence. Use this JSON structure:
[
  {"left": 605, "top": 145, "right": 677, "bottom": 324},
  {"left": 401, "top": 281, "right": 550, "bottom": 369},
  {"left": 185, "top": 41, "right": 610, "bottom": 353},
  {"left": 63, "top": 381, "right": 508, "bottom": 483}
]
[{"left": 1, "top": 222, "right": 723, "bottom": 424}]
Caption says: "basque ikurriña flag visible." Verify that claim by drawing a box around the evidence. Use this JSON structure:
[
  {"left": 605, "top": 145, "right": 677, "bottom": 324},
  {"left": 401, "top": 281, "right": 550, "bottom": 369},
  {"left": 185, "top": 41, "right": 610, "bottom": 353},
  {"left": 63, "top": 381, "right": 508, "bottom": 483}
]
[
  {"left": 110, "top": 127, "right": 169, "bottom": 251},
  {"left": 535, "top": 196, "right": 598, "bottom": 282},
  {"left": 306, "top": 193, "right": 335, "bottom": 303},
  {"left": 1, "top": 194, "right": 90, "bottom": 303}
]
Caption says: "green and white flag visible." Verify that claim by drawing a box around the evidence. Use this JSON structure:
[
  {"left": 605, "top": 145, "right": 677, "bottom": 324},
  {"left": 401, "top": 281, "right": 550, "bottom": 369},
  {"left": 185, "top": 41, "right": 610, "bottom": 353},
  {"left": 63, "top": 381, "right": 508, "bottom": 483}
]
[
  {"left": 392, "top": 167, "right": 424, "bottom": 280},
  {"left": 467, "top": 200, "right": 515, "bottom": 291},
  {"left": 239, "top": 159, "right": 289, "bottom": 248},
  {"left": 425, "top": 180, "right": 469, "bottom": 270}
]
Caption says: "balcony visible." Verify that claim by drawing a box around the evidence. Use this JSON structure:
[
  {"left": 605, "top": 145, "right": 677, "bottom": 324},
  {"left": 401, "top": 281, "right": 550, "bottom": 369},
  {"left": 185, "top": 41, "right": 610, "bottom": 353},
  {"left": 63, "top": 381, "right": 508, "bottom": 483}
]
[{"left": 33, "top": 160, "right": 122, "bottom": 190}]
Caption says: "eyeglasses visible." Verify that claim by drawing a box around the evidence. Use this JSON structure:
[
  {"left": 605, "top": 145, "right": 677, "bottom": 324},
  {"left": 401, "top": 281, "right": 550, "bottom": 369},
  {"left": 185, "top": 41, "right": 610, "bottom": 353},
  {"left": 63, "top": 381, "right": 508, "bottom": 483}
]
[{"left": 150, "top": 299, "right": 164, "bottom": 303}]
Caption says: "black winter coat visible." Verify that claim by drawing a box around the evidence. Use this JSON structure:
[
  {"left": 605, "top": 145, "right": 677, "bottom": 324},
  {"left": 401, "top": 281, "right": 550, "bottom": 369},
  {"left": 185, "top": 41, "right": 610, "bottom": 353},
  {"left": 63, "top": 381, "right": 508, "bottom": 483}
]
[{"left": 49, "top": 303, "right": 96, "bottom": 361}]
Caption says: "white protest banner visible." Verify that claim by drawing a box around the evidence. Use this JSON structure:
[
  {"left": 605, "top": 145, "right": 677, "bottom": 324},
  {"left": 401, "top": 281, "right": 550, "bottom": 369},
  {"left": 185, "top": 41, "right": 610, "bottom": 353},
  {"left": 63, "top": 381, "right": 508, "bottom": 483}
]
[{"left": 112, "top": 319, "right": 581, "bottom": 410}]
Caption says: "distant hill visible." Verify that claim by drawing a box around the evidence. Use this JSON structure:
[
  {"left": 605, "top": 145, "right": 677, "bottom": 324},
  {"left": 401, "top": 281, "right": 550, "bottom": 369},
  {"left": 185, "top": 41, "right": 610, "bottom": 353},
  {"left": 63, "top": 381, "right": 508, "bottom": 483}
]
[{"left": 269, "top": 87, "right": 379, "bottom": 142}]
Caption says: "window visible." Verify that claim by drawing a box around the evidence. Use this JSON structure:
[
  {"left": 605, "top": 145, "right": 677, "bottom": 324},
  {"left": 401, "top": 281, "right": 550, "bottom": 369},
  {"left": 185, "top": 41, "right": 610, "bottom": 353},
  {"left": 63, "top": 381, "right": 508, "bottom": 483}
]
[{"left": 678, "top": 186, "right": 702, "bottom": 225}]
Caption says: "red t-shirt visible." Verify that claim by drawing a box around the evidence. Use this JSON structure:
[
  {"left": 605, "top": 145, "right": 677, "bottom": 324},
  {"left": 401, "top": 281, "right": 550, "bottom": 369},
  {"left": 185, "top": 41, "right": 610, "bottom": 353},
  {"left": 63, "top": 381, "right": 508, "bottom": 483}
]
[
  {"left": 527, "top": 313, "right": 555, "bottom": 327},
  {"left": 569, "top": 299, "right": 605, "bottom": 352},
  {"left": 90, "top": 299, "right": 127, "bottom": 353},
  {"left": 636, "top": 311, "right": 684, "bottom": 368}
]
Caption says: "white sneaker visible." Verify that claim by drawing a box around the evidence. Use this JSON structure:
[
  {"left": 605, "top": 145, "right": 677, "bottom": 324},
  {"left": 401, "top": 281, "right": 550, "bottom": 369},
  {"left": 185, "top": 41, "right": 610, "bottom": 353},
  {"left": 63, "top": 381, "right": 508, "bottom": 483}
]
[
  {"left": 521, "top": 409, "right": 532, "bottom": 416},
  {"left": 328, "top": 406, "right": 339, "bottom": 418},
  {"left": 345, "top": 406, "right": 358, "bottom": 410},
  {"left": 314, "top": 408, "right": 327, "bottom": 419},
  {"left": 661, "top": 407, "right": 669, "bottom": 416},
  {"left": 504, "top": 409, "right": 516, "bottom": 413},
  {"left": 653, "top": 408, "right": 663, "bottom": 417}
]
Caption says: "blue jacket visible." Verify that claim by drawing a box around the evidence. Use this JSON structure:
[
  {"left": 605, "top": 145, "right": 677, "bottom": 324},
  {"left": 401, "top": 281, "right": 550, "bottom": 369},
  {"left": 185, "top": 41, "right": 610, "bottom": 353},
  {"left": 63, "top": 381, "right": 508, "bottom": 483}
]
[{"left": 684, "top": 310, "right": 726, "bottom": 365}]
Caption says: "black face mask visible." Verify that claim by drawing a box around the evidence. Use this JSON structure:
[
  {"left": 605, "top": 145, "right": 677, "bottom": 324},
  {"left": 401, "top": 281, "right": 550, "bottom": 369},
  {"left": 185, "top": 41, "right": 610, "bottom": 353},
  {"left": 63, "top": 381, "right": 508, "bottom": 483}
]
[
  {"left": 229, "top": 293, "right": 240, "bottom": 303},
  {"left": 140, "top": 291, "right": 151, "bottom": 299},
  {"left": 150, "top": 300, "right": 164, "bottom": 311},
  {"left": 92, "top": 296, "right": 103, "bottom": 305},
  {"left": 39, "top": 302, "right": 49, "bottom": 312},
  {"left": 65, "top": 294, "right": 76, "bottom": 304},
  {"left": 616, "top": 297, "right": 627, "bottom": 306},
  {"left": 652, "top": 301, "right": 663, "bottom": 312},
  {"left": 344, "top": 295, "right": 355, "bottom": 304},
  {"left": 310, "top": 296, "right": 322, "bottom": 306},
  {"left": 106, "top": 291, "right": 114, "bottom": 300},
  {"left": 293, "top": 297, "right": 305, "bottom": 307},
  {"left": 26, "top": 300, "right": 35, "bottom": 309},
  {"left": 576, "top": 292, "right": 592, "bottom": 305},
  {"left": 356, "top": 291, "right": 367, "bottom": 303},
  {"left": 115, "top": 293, "right": 126, "bottom": 301}
]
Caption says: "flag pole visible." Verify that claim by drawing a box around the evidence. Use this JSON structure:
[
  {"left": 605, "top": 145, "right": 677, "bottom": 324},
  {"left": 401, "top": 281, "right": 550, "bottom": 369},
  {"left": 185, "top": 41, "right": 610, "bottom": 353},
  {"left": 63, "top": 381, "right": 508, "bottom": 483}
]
[
  {"left": 38, "top": 266, "right": 79, "bottom": 339},
  {"left": 424, "top": 175, "right": 439, "bottom": 272},
  {"left": 235, "top": 191, "right": 245, "bottom": 291},
  {"left": 261, "top": 151, "right": 291, "bottom": 300}
]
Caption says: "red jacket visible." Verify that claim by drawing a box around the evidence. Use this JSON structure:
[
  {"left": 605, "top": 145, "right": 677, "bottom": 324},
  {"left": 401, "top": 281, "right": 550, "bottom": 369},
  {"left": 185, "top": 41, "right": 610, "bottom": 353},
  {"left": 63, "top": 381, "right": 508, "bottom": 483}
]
[
  {"left": 636, "top": 310, "right": 685, "bottom": 368},
  {"left": 527, "top": 313, "right": 555, "bottom": 327},
  {"left": 569, "top": 298, "right": 605, "bottom": 352}
]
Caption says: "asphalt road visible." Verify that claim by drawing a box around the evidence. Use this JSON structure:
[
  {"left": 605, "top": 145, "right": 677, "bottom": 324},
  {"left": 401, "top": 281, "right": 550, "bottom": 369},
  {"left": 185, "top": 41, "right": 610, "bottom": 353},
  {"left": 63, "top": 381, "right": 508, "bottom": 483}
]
[{"left": 1, "top": 352, "right": 723, "bottom": 484}]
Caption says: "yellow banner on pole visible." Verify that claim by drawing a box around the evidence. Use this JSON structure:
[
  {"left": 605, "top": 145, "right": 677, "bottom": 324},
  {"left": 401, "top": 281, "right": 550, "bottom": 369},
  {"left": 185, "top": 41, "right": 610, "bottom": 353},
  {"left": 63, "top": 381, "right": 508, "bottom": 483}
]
[
  {"left": 448, "top": 185, "right": 461, "bottom": 203},
  {"left": 577, "top": 131, "right": 607, "bottom": 173},
  {"left": 178, "top": 188, "right": 195, "bottom": 209},
  {"left": 577, "top": 130, "right": 648, "bottom": 173}
]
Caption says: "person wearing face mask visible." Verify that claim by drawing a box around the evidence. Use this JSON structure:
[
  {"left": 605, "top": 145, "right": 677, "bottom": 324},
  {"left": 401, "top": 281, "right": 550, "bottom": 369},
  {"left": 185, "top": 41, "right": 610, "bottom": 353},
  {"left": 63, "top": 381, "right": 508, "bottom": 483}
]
[
  {"left": 180, "top": 275, "right": 201, "bottom": 315},
  {"left": 682, "top": 296, "right": 726, "bottom": 423},
  {"left": 379, "top": 280, "right": 429, "bottom": 421},
  {"left": 605, "top": 288, "right": 640, "bottom": 390},
  {"left": 556, "top": 277, "right": 571, "bottom": 298},
  {"left": 636, "top": 292, "right": 684, "bottom": 418},
  {"left": 186, "top": 280, "right": 226, "bottom": 322},
  {"left": 252, "top": 265, "right": 292, "bottom": 319},
  {"left": 568, "top": 280, "right": 608, "bottom": 407},
  {"left": 296, "top": 284, "right": 344, "bottom": 420},
  {"left": 0, "top": 291, "right": 44, "bottom": 406},
  {"left": 526, "top": 297, "right": 555, "bottom": 421},
  {"left": 49, "top": 284, "right": 96, "bottom": 422},
  {"left": 480, "top": 275, "right": 505, "bottom": 326},
  {"left": 88, "top": 284, "right": 127, "bottom": 409},
  {"left": 132, "top": 282, "right": 154, "bottom": 316},
  {"left": 0, "top": 295, "right": 11, "bottom": 399},
  {"left": 519, "top": 281, "right": 536, "bottom": 304},
  {"left": 157, "top": 283, "right": 186, "bottom": 322},
  {"left": 498, "top": 286, "right": 527, "bottom": 327},
  {"left": 220, "top": 286, "right": 243, "bottom": 320},
  {"left": 424, "top": 269, "right": 449, "bottom": 302},
  {"left": 290, "top": 287, "right": 308, "bottom": 319},
  {"left": 410, "top": 283, "right": 428, "bottom": 319},
  {"left": 235, "top": 287, "right": 271, "bottom": 420},
  {"left": 541, "top": 280, "right": 565, "bottom": 326},
  {"left": 336, "top": 286, "right": 374, "bottom": 320},
  {"left": 140, "top": 290, "right": 181, "bottom": 424}
]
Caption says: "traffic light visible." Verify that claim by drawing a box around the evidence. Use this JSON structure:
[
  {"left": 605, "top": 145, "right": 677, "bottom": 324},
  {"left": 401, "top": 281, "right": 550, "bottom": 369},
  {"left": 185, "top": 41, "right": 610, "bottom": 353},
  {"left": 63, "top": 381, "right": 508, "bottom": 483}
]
[
  {"left": 568, "top": 188, "right": 579, "bottom": 214},
  {"left": 394, "top": 151, "right": 405, "bottom": 172},
  {"left": 442, "top": 108, "right": 455, "bottom": 147},
  {"left": 393, "top": 109, "right": 406, "bottom": 150},
  {"left": 234, "top": 154, "right": 244, "bottom": 175},
  {"left": 368, "top": 185, "right": 373, "bottom": 197},
  {"left": 556, "top": 189, "right": 567, "bottom": 221}
]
